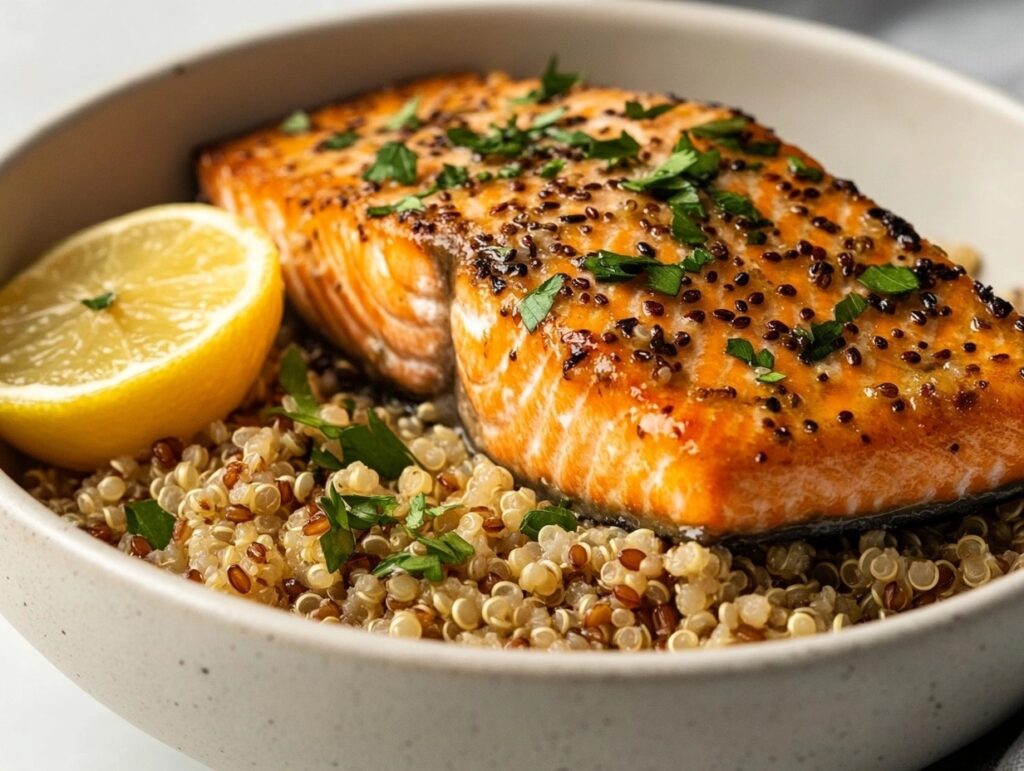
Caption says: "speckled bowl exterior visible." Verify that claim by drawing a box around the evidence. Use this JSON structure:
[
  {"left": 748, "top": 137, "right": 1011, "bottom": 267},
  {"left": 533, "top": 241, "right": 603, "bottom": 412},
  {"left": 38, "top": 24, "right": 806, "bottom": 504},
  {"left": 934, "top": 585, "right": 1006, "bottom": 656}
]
[{"left": 2, "top": 3, "right": 1024, "bottom": 769}]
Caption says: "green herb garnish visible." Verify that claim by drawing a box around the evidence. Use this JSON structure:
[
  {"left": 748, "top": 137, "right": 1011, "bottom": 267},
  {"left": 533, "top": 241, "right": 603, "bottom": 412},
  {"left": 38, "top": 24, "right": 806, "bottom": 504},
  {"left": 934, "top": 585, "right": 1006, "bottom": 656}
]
[
  {"left": 279, "top": 110, "right": 312, "bottom": 135},
  {"left": 530, "top": 106, "right": 567, "bottom": 130},
  {"left": 373, "top": 531, "right": 475, "bottom": 582},
  {"left": 498, "top": 162, "right": 523, "bottom": 179},
  {"left": 587, "top": 131, "right": 641, "bottom": 166},
  {"left": 646, "top": 264, "right": 684, "bottom": 296},
  {"left": 691, "top": 116, "right": 750, "bottom": 138},
  {"left": 367, "top": 194, "right": 428, "bottom": 218},
  {"left": 513, "top": 56, "right": 581, "bottom": 104},
  {"left": 858, "top": 265, "right": 920, "bottom": 294},
  {"left": 834, "top": 293, "right": 868, "bottom": 324},
  {"left": 680, "top": 247, "right": 714, "bottom": 273},
  {"left": 316, "top": 131, "right": 358, "bottom": 151},
  {"left": 363, "top": 141, "right": 418, "bottom": 185},
  {"left": 625, "top": 100, "right": 675, "bottom": 120},
  {"left": 385, "top": 96, "right": 422, "bottom": 131},
  {"left": 538, "top": 158, "right": 565, "bottom": 179},
  {"left": 81, "top": 291, "right": 116, "bottom": 311},
  {"left": 436, "top": 164, "right": 469, "bottom": 189},
  {"left": 726, "top": 338, "right": 786, "bottom": 384},
  {"left": 623, "top": 149, "right": 698, "bottom": 192},
  {"left": 583, "top": 250, "right": 659, "bottom": 282},
  {"left": 671, "top": 209, "right": 708, "bottom": 246},
  {"left": 518, "top": 273, "right": 566, "bottom": 332},
  {"left": 271, "top": 347, "right": 416, "bottom": 479},
  {"left": 446, "top": 121, "right": 529, "bottom": 158},
  {"left": 520, "top": 506, "right": 578, "bottom": 540},
  {"left": 405, "top": 493, "right": 459, "bottom": 532},
  {"left": 787, "top": 155, "right": 824, "bottom": 183},
  {"left": 125, "top": 499, "right": 176, "bottom": 550},
  {"left": 311, "top": 447, "right": 344, "bottom": 471},
  {"left": 793, "top": 322, "right": 843, "bottom": 363},
  {"left": 711, "top": 190, "right": 762, "bottom": 222}
]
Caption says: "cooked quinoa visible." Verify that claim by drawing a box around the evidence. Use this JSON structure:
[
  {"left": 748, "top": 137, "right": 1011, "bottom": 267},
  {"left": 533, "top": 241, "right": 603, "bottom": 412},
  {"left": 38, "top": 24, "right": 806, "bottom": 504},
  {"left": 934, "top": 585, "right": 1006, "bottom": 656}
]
[{"left": 22, "top": 332, "right": 1024, "bottom": 652}]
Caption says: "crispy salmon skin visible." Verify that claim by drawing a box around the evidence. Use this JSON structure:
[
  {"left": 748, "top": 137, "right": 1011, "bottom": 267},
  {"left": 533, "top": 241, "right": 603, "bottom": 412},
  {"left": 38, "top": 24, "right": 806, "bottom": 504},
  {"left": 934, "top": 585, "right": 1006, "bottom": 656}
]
[{"left": 198, "top": 65, "right": 1024, "bottom": 537}]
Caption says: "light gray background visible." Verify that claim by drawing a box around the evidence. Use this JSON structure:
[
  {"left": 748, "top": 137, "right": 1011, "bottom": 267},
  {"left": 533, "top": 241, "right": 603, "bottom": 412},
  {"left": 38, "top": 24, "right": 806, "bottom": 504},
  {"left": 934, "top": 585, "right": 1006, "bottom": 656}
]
[{"left": 1, "top": 0, "right": 1022, "bottom": 768}]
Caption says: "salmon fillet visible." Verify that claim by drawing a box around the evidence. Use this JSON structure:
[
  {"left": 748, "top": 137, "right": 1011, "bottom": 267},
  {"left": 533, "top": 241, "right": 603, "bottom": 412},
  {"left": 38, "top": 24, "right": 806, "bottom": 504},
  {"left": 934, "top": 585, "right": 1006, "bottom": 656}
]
[{"left": 197, "top": 69, "right": 1024, "bottom": 537}]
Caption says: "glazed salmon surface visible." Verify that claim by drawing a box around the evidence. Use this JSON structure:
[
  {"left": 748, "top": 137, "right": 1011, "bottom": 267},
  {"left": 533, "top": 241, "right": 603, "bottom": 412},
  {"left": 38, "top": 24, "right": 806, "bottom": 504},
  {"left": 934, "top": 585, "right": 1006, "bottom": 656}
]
[{"left": 198, "top": 69, "right": 1024, "bottom": 537}]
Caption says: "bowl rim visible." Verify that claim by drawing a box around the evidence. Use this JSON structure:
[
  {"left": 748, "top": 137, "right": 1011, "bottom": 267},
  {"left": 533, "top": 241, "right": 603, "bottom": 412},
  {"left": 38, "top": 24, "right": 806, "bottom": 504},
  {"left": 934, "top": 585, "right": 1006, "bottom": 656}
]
[{"left": 3, "top": 0, "right": 1024, "bottom": 679}]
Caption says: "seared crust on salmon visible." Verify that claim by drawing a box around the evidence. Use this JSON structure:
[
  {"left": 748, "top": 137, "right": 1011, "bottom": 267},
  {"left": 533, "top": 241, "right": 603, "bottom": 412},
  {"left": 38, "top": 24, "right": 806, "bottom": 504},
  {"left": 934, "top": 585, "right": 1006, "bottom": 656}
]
[{"left": 198, "top": 69, "right": 1024, "bottom": 537}]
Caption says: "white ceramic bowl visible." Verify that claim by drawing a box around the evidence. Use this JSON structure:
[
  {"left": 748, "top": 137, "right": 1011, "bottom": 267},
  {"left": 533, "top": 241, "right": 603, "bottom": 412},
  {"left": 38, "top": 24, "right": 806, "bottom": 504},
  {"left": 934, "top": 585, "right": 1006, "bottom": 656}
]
[{"left": 2, "top": 2, "right": 1024, "bottom": 769}]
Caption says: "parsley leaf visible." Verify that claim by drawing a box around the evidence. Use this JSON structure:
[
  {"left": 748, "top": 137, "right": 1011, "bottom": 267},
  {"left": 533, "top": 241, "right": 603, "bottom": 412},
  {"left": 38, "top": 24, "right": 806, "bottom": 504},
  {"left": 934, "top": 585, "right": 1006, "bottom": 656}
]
[
  {"left": 583, "top": 250, "right": 659, "bottom": 282},
  {"left": 726, "top": 338, "right": 786, "bottom": 383},
  {"left": 513, "top": 56, "right": 581, "bottom": 104},
  {"left": 447, "top": 121, "right": 528, "bottom": 157},
  {"left": 834, "top": 293, "right": 868, "bottom": 323},
  {"left": 518, "top": 273, "right": 566, "bottom": 332},
  {"left": 436, "top": 164, "right": 468, "bottom": 189},
  {"left": 671, "top": 208, "right": 708, "bottom": 246},
  {"left": 646, "top": 264, "right": 684, "bottom": 296},
  {"left": 81, "top": 291, "right": 116, "bottom": 311},
  {"left": 625, "top": 100, "right": 675, "bottom": 120},
  {"left": 538, "top": 157, "right": 565, "bottom": 179},
  {"left": 279, "top": 110, "right": 312, "bottom": 135},
  {"left": 385, "top": 96, "right": 422, "bottom": 131},
  {"left": 373, "top": 553, "right": 444, "bottom": 582},
  {"left": 858, "top": 265, "right": 920, "bottom": 294},
  {"left": 691, "top": 116, "right": 750, "bottom": 138},
  {"left": 680, "top": 247, "right": 714, "bottom": 273},
  {"left": 673, "top": 133, "right": 720, "bottom": 182},
  {"left": 666, "top": 182, "right": 705, "bottom": 218},
  {"left": 623, "top": 149, "right": 698, "bottom": 192},
  {"left": 339, "top": 410, "right": 418, "bottom": 480},
  {"left": 587, "top": 131, "right": 641, "bottom": 166},
  {"left": 316, "top": 131, "right": 358, "bottom": 151},
  {"left": 530, "top": 106, "right": 566, "bottom": 130},
  {"left": 405, "top": 492, "right": 459, "bottom": 532},
  {"left": 711, "top": 190, "right": 762, "bottom": 222},
  {"left": 272, "top": 349, "right": 416, "bottom": 479},
  {"left": 787, "top": 155, "right": 824, "bottom": 183},
  {"left": 520, "top": 506, "right": 578, "bottom": 539},
  {"left": 498, "top": 162, "right": 523, "bottom": 179},
  {"left": 363, "top": 141, "right": 418, "bottom": 185},
  {"left": 311, "top": 447, "right": 344, "bottom": 471},
  {"left": 794, "top": 321, "right": 844, "bottom": 362},
  {"left": 743, "top": 140, "right": 780, "bottom": 157},
  {"left": 316, "top": 487, "right": 401, "bottom": 572},
  {"left": 125, "top": 499, "right": 176, "bottom": 550},
  {"left": 366, "top": 194, "right": 427, "bottom": 218},
  {"left": 339, "top": 494, "right": 399, "bottom": 530}
]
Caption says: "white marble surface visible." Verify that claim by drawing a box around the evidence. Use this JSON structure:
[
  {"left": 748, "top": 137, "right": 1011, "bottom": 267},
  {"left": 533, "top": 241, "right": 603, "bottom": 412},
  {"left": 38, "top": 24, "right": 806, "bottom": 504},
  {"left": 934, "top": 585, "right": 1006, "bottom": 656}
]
[{"left": 1, "top": 1, "right": 1022, "bottom": 769}]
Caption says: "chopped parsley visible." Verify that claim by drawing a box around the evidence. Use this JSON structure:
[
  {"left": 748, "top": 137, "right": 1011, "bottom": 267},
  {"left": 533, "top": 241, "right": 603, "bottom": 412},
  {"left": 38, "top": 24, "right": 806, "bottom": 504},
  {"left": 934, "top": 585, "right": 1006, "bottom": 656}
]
[
  {"left": 726, "top": 338, "right": 786, "bottom": 384},
  {"left": 270, "top": 346, "right": 416, "bottom": 478},
  {"left": 787, "top": 155, "right": 824, "bottom": 183},
  {"left": 622, "top": 148, "right": 698, "bottom": 192},
  {"left": 586, "top": 131, "right": 641, "bottom": 166},
  {"left": 363, "top": 141, "right": 418, "bottom": 185},
  {"left": 671, "top": 208, "right": 708, "bottom": 246},
  {"left": 583, "top": 250, "right": 659, "bottom": 281},
  {"left": 279, "top": 110, "right": 312, "bottom": 135},
  {"left": 366, "top": 194, "right": 428, "bottom": 218},
  {"left": 125, "top": 499, "right": 176, "bottom": 550},
  {"left": 680, "top": 247, "right": 714, "bottom": 273},
  {"left": 436, "top": 164, "right": 469, "bottom": 189},
  {"left": 404, "top": 493, "right": 459, "bottom": 532},
  {"left": 625, "top": 100, "right": 675, "bottom": 120},
  {"left": 520, "top": 506, "right": 578, "bottom": 540},
  {"left": 317, "top": 486, "right": 398, "bottom": 572},
  {"left": 711, "top": 190, "right": 763, "bottom": 222},
  {"left": 691, "top": 116, "right": 750, "bottom": 138},
  {"left": 311, "top": 447, "right": 344, "bottom": 471},
  {"left": 513, "top": 56, "right": 581, "bottom": 104},
  {"left": 384, "top": 96, "right": 422, "bottom": 131},
  {"left": 316, "top": 131, "right": 358, "bottom": 151},
  {"left": 858, "top": 265, "right": 920, "bottom": 294},
  {"left": 646, "top": 264, "right": 684, "bottom": 296},
  {"left": 794, "top": 321, "right": 844, "bottom": 363},
  {"left": 447, "top": 120, "right": 529, "bottom": 157},
  {"left": 666, "top": 182, "right": 705, "bottom": 218},
  {"left": 538, "top": 157, "right": 565, "bottom": 179},
  {"left": 518, "top": 273, "right": 566, "bottom": 332},
  {"left": 373, "top": 530, "right": 475, "bottom": 582},
  {"left": 530, "top": 106, "right": 566, "bottom": 130},
  {"left": 81, "top": 291, "right": 116, "bottom": 311},
  {"left": 834, "top": 293, "right": 868, "bottom": 324},
  {"left": 498, "top": 162, "right": 523, "bottom": 179}
]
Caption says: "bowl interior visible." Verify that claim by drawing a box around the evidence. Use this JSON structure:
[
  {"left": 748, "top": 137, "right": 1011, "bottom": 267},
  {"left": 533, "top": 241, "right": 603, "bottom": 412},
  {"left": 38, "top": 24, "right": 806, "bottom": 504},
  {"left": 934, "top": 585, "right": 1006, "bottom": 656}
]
[{"left": 2, "top": 0, "right": 1024, "bottom": 661}]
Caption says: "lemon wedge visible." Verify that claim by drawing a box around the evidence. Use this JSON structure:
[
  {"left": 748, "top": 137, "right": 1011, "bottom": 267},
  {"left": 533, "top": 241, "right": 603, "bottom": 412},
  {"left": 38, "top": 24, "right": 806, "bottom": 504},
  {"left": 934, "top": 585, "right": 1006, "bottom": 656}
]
[{"left": 0, "top": 203, "right": 283, "bottom": 469}]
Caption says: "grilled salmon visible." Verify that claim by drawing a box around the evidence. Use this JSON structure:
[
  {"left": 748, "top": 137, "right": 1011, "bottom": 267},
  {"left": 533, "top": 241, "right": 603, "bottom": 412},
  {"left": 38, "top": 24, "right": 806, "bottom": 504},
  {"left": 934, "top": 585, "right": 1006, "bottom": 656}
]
[{"left": 198, "top": 66, "right": 1024, "bottom": 537}]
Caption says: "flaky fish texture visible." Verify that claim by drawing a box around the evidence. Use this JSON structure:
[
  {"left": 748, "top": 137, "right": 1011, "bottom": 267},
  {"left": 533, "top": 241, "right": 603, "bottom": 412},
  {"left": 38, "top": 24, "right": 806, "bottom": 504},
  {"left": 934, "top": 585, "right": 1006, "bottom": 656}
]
[{"left": 198, "top": 69, "right": 1024, "bottom": 537}]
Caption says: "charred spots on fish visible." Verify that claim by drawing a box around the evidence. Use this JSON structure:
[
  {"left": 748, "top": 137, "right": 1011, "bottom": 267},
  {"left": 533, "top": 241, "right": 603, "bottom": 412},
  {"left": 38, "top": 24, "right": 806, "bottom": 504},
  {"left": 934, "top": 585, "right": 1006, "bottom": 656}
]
[{"left": 867, "top": 206, "right": 921, "bottom": 253}]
